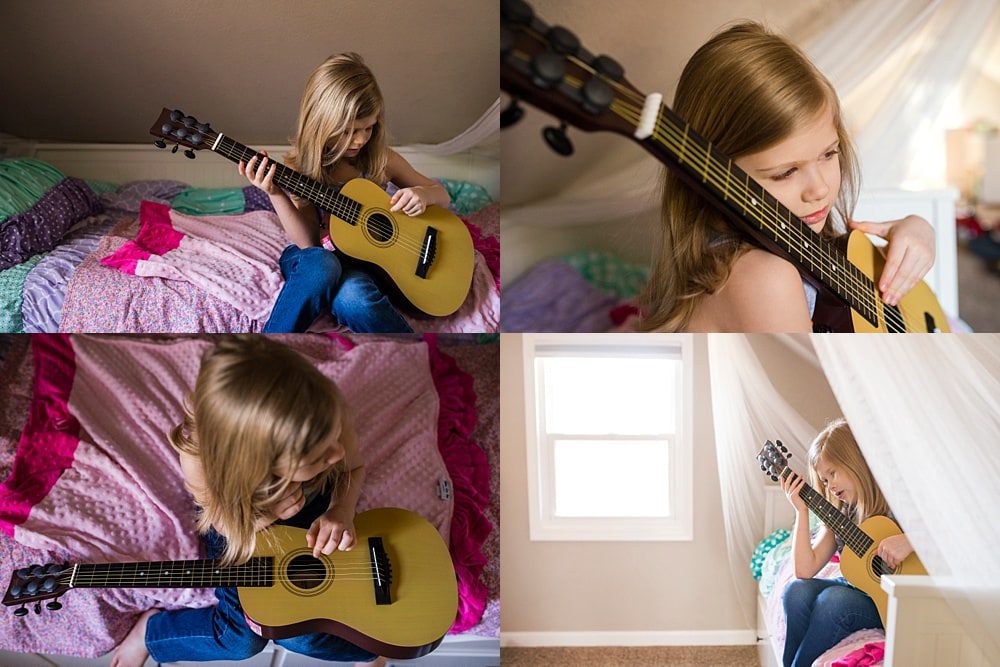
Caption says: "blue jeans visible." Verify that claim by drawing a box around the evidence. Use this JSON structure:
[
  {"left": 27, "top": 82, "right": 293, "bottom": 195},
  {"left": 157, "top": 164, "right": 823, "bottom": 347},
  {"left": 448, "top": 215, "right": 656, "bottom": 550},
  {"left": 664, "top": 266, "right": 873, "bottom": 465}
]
[
  {"left": 782, "top": 577, "right": 883, "bottom": 667},
  {"left": 145, "top": 492, "right": 377, "bottom": 663},
  {"left": 263, "top": 244, "right": 413, "bottom": 333}
]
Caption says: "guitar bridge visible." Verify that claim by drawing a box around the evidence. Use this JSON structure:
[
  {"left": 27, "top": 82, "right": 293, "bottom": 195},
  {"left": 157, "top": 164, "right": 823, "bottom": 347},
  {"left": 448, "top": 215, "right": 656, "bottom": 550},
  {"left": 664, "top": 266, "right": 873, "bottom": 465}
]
[
  {"left": 368, "top": 537, "right": 392, "bottom": 605},
  {"left": 415, "top": 227, "right": 438, "bottom": 279}
]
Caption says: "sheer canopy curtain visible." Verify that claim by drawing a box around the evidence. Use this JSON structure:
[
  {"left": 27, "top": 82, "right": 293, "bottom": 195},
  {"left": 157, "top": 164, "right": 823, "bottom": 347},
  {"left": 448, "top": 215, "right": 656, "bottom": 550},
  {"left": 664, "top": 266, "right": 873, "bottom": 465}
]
[
  {"left": 812, "top": 334, "right": 1000, "bottom": 663},
  {"left": 706, "top": 334, "right": 819, "bottom": 626}
]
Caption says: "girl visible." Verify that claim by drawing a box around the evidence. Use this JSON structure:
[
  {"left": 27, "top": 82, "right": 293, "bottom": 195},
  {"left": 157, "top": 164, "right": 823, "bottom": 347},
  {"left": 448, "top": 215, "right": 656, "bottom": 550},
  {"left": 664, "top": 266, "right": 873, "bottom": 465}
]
[
  {"left": 241, "top": 52, "right": 451, "bottom": 333},
  {"left": 111, "top": 336, "right": 374, "bottom": 666},
  {"left": 638, "top": 22, "right": 935, "bottom": 332},
  {"left": 780, "top": 419, "right": 915, "bottom": 667}
]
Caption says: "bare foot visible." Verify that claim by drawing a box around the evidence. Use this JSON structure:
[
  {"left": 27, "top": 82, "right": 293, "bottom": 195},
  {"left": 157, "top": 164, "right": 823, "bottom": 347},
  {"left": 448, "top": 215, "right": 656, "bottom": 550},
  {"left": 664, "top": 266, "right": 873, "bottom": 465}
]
[
  {"left": 111, "top": 608, "right": 159, "bottom": 667},
  {"left": 357, "top": 657, "right": 388, "bottom": 667}
]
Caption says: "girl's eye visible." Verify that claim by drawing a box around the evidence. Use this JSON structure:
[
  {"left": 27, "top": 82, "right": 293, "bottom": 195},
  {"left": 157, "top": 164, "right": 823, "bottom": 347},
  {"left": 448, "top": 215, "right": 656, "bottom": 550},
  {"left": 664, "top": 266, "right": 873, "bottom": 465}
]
[{"left": 772, "top": 168, "right": 795, "bottom": 181}]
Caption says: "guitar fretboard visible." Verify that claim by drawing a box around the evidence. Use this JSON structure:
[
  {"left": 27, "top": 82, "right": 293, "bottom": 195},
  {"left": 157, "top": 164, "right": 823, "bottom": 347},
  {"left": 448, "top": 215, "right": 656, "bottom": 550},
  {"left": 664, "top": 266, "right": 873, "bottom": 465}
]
[
  {"left": 69, "top": 557, "right": 273, "bottom": 589},
  {"left": 211, "top": 135, "right": 363, "bottom": 226},
  {"left": 779, "top": 468, "right": 874, "bottom": 557}
]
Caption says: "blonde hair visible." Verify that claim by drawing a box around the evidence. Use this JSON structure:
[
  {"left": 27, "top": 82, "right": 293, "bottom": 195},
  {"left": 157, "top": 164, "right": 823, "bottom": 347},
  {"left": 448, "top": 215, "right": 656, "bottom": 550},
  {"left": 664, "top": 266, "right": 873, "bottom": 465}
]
[
  {"left": 170, "top": 336, "right": 348, "bottom": 566},
  {"left": 808, "top": 418, "right": 890, "bottom": 524},
  {"left": 639, "top": 21, "right": 860, "bottom": 332},
  {"left": 284, "top": 52, "right": 390, "bottom": 188}
]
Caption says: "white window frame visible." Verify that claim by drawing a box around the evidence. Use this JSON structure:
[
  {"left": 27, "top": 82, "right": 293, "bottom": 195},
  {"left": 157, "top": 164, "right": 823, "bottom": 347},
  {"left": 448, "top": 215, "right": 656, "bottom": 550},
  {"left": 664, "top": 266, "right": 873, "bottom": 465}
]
[{"left": 522, "top": 333, "right": 694, "bottom": 541}]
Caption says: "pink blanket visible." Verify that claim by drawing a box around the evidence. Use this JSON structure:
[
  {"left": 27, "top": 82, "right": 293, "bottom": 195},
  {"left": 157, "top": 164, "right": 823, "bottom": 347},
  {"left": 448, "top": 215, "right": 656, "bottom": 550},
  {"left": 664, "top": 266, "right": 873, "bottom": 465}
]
[{"left": 0, "top": 335, "right": 494, "bottom": 656}]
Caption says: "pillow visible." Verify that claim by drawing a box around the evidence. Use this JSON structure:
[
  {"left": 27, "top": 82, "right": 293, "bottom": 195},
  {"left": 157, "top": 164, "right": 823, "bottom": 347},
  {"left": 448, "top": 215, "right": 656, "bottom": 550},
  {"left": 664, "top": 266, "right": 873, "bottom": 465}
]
[{"left": 0, "top": 177, "right": 102, "bottom": 270}]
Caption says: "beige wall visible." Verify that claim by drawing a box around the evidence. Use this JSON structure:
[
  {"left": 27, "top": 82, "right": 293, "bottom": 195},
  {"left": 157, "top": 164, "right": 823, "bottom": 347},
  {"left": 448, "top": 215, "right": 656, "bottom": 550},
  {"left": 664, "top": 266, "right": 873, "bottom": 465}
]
[
  {"left": 500, "top": 334, "right": 841, "bottom": 635},
  {"left": 0, "top": 0, "right": 496, "bottom": 145}
]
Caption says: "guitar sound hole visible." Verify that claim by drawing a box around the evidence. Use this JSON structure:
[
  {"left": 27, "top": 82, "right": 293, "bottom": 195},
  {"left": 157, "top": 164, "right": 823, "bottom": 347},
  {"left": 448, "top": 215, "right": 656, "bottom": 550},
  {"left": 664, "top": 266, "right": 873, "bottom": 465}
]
[
  {"left": 286, "top": 555, "right": 326, "bottom": 590},
  {"left": 366, "top": 213, "right": 394, "bottom": 243}
]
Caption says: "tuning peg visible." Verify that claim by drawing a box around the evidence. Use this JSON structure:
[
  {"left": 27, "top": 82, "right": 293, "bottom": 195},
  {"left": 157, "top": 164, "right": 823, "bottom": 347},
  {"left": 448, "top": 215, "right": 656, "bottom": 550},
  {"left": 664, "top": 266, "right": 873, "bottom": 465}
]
[
  {"left": 33, "top": 601, "right": 41, "bottom": 615},
  {"left": 547, "top": 26, "right": 580, "bottom": 56},
  {"left": 182, "top": 115, "right": 197, "bottom": 127},
  {"left": 153, "top": 140, "right": 167, "bottom": 149},
  {"left": 770, "top": 475, "right": 778, "bottom": 482},
  {"left": 171, "top": 144, "right": 180, "bottom": 154},
  {"left": 501, "top": 0, "right": 533, "bottom": 25},
  {"left": 195, "top": 122, "right": 210, "bottom": 133},
  {"left": 13, "top": 605, "right": 27, "bottom": 617},
  {"left": 593, "top": 55, "right": 624, "bottom": 82},
  {"left": 542, "top": 121, "right": 573, "bottom": 156},
  {"left": 530, "top": 51, "right": 566, "bottom": 89},
  {"left": 169, "top": 109, "right": 184, "bottom": 122},
  {"left": 189, "top": 132, "right": 203, "bottom": 145},
  {"left": 500, "top": 98, "right": 524, "bottom": 128},
  {"left": 760, "top": 464, "right": 767, "bottom": 472},
  {"left": 184, "top": 149, "right": 196, "bottom": 159},
  {"left": 46, "top": 600, "right": 62, "bottom": 611}
]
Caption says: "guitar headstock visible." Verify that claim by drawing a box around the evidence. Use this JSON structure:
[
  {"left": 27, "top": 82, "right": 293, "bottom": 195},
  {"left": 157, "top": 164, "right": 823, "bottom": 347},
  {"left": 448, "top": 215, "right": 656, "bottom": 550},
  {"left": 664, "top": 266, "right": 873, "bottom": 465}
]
[
  {"left": 500, "top": 0, "right": 647, "bottom": 153},
  {"left": 3, "top": 562, "right": 72, "bottom": 616},
  {"left": 149, "top": 107, "right": 217, "bottom": 158},
  {"left": 756, "top": 439, "right": 793, "bottom": 482}
]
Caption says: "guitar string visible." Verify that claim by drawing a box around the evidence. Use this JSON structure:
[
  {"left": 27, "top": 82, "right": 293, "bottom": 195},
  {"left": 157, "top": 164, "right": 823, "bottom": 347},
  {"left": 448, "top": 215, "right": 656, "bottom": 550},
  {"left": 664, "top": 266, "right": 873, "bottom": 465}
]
[
  {"left": 605, "top": 97, "right": 909, "bottom": 332},
  {"left": 173, "top": 128, "right": 431, "bottom": 258},
  {"left": 214, "top": 136, "right": 432, "bottom": 258},
  {"left": 508, "top": 41, "right": 910, "bottom": 331}
]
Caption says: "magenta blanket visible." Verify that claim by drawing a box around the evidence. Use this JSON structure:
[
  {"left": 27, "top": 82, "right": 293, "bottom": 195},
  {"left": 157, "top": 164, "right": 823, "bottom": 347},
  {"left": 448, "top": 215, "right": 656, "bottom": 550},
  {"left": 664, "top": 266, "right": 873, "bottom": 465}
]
[{"left": 0, "top": 334, "right": 494, "bottom": 655}]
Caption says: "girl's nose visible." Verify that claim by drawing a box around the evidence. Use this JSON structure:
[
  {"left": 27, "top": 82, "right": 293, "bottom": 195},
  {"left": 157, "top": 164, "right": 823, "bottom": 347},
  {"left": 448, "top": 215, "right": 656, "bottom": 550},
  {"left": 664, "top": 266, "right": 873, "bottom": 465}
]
[{"left": 803, "top": 167, "right": 830, "bottom": 202}]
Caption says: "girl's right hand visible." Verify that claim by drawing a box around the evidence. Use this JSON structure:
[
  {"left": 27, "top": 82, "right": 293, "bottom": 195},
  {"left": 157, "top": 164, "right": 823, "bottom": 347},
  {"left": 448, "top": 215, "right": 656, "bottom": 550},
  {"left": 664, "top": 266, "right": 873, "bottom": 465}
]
[
  {"left": 239, "top": 151, "right": 280, "bottom": 196},
  {"left": 781, "top": 471, "right": 808, "bottom": 514},
  {"left": 256, "top": 482, "right": 305, "bottom": 530}
]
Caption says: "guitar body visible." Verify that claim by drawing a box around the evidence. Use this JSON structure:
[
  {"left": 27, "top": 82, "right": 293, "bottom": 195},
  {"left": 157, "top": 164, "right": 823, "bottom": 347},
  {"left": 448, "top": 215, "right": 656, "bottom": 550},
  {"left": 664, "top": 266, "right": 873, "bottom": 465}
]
[
  {"left": 327, "top": 179, "right": 474, "bottom": 317},
  {"left": 843, "top": 230, "right": 950, "bottom": 332},
  {"left": 835, "top": 514, "right": 927, "bottom": 627},
  {"left": 238, "top": 508, "right": 458, "bottom": 659}
]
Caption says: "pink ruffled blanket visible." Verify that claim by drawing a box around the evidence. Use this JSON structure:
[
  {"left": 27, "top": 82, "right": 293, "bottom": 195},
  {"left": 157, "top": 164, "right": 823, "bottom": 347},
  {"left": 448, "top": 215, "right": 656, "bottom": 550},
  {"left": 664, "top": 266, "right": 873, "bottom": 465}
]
[{"left": 0, "top": 335, "right": 493, "bottom": 655}]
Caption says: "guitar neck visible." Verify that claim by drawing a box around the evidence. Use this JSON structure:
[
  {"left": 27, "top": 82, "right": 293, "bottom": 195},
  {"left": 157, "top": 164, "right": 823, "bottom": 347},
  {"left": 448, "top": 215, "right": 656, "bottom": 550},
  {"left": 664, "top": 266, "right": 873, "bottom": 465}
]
[
  {"left": 69, "top": 557, "right": 273, "bottom": 589},
  {"left": 210, "top": 134, "right": 361, "bottom": 224},
  {"left": 638, "top": 105, "right": 879, "bottom": 326},
  {"left": 779, "top": 468, "right": 874, "bottom": 557}
]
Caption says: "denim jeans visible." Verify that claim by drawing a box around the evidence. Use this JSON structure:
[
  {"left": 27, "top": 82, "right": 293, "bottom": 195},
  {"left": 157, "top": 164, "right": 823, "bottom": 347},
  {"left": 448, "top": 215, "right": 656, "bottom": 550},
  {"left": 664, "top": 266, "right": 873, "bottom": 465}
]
[
  {"left": 263, "top": 244, "right": 413, "bottom": 333},
  {"left": 782, "top": 577, "right": 883, "bottom": 667},
  {"left": 145, "top": 490, "right": 376, "bottom": 663}
]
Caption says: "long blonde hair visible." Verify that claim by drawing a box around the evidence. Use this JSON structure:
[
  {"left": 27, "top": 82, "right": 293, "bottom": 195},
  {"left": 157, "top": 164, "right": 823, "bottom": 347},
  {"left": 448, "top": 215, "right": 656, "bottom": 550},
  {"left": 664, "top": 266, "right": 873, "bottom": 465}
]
[
  {"left": 639, "top": 21, "right": 860, "bottom": 331},
  {"left": 808, "top": 418, "right": 890, "bottom": 524},
  {"left": 170, "top": 336, "right": 348, "bottom": 566},
  {"left": 284, "top": 52, "right": 390, "bottom": 187}
]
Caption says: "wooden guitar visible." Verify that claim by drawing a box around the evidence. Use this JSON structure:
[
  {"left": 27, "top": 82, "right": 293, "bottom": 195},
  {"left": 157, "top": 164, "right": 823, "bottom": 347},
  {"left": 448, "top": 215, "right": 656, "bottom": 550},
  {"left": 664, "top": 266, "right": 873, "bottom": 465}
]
[
  {"left": 756, "top": 439, "right": 927, "bottom": 626},
  {"left": 149, "top": 108, "right": 474, "bottom": 318},
  {"left": 501, "top": 0, "right": 950, "bottom": 332},
  {"left": 2, "top": 508, "right": 458, "bottom": 660}
]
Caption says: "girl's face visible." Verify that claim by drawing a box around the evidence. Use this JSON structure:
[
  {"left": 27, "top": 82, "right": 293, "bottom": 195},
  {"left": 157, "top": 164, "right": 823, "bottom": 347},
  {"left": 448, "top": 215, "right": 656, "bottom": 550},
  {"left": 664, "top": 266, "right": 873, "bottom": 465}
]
[
  {"left": 275, "top": 417, "right": 346, "bottom": 483},
  {"left": 341, "top": 114, "right": 378, "bottom": 158},
  {"left": 734, "top": 106, "right": 841, "bottom": 234},
  {"left": 816, "top": 454, "right": 857, "bottom": 505}
]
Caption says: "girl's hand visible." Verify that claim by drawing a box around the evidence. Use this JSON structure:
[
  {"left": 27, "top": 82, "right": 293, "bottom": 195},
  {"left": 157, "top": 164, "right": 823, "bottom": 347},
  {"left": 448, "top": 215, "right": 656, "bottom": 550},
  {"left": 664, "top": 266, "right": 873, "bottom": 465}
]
[
  {"left": 877, "top": 533, "right": 914, "bottom": 569},
  {"left": 848, "top": 216, "right": 935, "bottom": 307},
  {"left": 780, "top": 471, "right": 808, "bottom": 514},
  {"left": 389, "top": 186, "right": 432, "bottom": 217},
  {"left": 239, "top": 151, "right": 280, "bottom": 196},
  {"left": 306, "top": 505, "right": 356, "bottom": 557},
  {"left": 255, "top": 482, "right": 305, "bottom": 531}
]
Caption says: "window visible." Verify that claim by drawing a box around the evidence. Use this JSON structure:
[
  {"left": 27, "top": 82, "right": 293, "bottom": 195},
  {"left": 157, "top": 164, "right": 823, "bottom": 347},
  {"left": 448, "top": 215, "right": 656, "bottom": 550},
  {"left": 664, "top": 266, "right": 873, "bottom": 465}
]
[{"left": 522, "top": 334, "right": 693, "bottom": 541}]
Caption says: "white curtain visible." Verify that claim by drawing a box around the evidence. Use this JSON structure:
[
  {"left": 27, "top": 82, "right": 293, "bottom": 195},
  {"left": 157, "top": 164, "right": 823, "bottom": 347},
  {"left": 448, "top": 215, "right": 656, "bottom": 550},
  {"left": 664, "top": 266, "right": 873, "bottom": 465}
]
[
  {"left": 812, "top": 334, "right": 1000, "bottom": 663},
  {"left": 402, "top": 97, "right": 500, "bottom": 156},
  {"left": 707, "top": 334, "right": 819, "bottom": 626}
]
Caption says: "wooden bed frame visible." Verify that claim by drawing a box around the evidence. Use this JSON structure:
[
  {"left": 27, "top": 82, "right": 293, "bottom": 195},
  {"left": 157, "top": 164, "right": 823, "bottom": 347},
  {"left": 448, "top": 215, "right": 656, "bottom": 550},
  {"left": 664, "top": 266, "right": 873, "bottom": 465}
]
[{"left": 758, "top": 485, "right": 989, "bottom": 666}]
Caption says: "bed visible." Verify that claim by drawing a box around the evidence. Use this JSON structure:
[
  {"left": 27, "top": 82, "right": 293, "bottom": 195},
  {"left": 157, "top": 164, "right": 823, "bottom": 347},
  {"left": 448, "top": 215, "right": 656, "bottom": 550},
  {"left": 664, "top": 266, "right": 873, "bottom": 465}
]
[
  {"left": 0, "top": 334, "right": 499, "bottom": 665},
  {"left": 755, "top": 484, "right": 988, "bottom": 667},
  {"left": 0, "top": 155, "right": 499, "bottom": 334}
]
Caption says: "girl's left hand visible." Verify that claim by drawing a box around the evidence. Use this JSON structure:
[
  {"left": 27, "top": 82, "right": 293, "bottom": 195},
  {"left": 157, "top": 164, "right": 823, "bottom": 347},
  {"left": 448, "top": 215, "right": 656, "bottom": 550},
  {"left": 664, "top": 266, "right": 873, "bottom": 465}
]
[
  {"left": 876, "top": 533, "right": 914, "bottom": 569},
  {"left": 306, "top": 505, "right": 356, "bottom": 557},
  {"left": 390, "top": 187, "right": 431, "bottom": 217},
  {"left": 848, "top": 216, "right": 935, "bottom": 306}
]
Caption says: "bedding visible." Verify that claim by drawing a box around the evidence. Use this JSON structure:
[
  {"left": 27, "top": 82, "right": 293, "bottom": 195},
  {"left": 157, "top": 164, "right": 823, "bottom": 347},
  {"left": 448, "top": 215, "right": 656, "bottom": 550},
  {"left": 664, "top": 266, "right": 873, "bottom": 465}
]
[
  {"left": 0, "top": 333, "right": 498, "bottom": 656},
  {"left": 0, "top": 161, "right": 499, "bottom": 333},
  {"left": 756, "top": 527, "right": 886, "bottom": 667}
]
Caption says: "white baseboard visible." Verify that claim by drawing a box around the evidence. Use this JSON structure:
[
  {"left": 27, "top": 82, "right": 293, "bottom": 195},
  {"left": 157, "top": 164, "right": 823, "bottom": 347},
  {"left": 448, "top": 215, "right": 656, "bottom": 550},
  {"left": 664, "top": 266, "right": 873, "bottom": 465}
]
[{"left": 500, "top": 630, "right": 758, "bottom": 648}]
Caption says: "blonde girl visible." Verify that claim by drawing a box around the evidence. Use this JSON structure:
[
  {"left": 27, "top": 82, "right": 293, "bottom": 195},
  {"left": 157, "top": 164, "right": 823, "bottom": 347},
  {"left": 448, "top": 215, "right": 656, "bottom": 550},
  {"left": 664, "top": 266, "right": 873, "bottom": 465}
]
[
  {"left": 242, "top": 53, "right": 451, "bottom": 333},
  {"left": 639, "top": 22, "right": 935, "bottom": 332},
  {"left": 779, "top": 419, "right": 914, "bottom": 666},
  {"left": 111, "top": 336, "right": 375, "bottom": 666}
]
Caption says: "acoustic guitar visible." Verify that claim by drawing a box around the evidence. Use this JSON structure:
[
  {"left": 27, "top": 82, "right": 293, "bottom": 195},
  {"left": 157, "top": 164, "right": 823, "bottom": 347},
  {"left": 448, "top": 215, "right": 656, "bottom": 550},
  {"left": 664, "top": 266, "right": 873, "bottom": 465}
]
[
  {"left": 501, "top": 0, "right": 950, "bottom": 332},
  {"left": 756, "top": 439, "right": 926, "bottom": 626},
  {"left": 3, "top": 508, "right": 458, "bottom": 660},
  {"left": 149, "top": 108, "right": 474, "bottom": 318}
]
